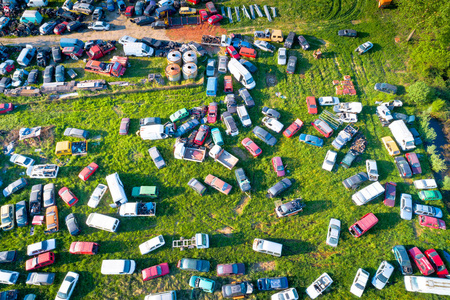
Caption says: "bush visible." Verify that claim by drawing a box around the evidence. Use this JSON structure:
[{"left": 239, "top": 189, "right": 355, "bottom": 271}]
[
  {"left": 420, "top": 115, "right": 437, "bottom": 143},
  {"left": 408, "top": 81, "right": 434, "bottom": 104},
  {"left": 442, "top": 176, "right": 450, "bottom": 190},
  {"left": 427, "top": 145, "right": 437, "bottom": 155},
  {"left": 430, "top": 153, "right": 447, "bottom": 173},
  {"left": 430, "top": 99, "right": 447, "bottom": 113}
]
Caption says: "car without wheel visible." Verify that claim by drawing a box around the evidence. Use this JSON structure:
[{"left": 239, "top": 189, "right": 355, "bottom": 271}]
[
  {"left": 267, "top": 178, "right": 292, "bottom": 198},
  {"left": 87, "top": 184, "right": 108, "bottom": 208},
  {"left": 394, "top": 156, "right": 412, "bottom": 178},
  {"left": 88, "top": 21, "right": 110, "bottom": 31},
  {"left": 254, "top": 40, "right": 275, "bottom": 52},
  {"left": 206, "top": 59, "right": 215, "bottom": 77},
  {"left": 261, "top": 106, "right": 280, "bottom": 119},
  {"left": 342, "top": 172, "right": 369, "bottom": 190},
  {"left": 235, "top": 168, "right": 251, "bottom": 192},
  {"left": 1, "top": 204, "right": 14, "bottom": 231},
  {"left": 350, "top": 268, "right": 369, "bottom": 297},
  {"left": 257, "top": 277, "right": 288, "bottom": 291},
  {"left": 283, "top": 119, "right": 303, "bottom": 138},
  {"left": 419, "top": 215, "right": 446, "bottom": 230},
  {"left": 272, "top": 156, "right": 285, "bottom": 177},
  {"left": 408, "top": 247, "right": 435, "bottom": 276},
  {"left": 275, "top": 198, "right": 305, "bottom": 218},
  {"left": 384, "top": 182, "right": 396, "bottom": 207},
  {"left": 222, "top": 281, "right": 253, "bottom": 299},
  {"left": 322, "top": 150, "right": 337, "bottom": 172},
  {"left": 204, "top": 174, "right": 232, "bottom": 195},
  {"left": 306, "top": 96, "right": 318, "bottom": 114},
  {"left": 119, "top": 118, "right": 130, "bottom": 135},
  {"left": 413, "top": 179, "right": 437, "bottom": 189},
  {"left": 271, "top": 288, "right": 299, "bottom": 300},
  {"left": 217, "top": 263, "right": 245, "bottom": 276},
  {"left": 58, "top": 187, "right": 78, "bottom": 207},
  {"left": 15, "top": 201, "right": 28, "bottom": 227},
  {"left": 10, "top": 154, "right": 35, "bottom": 168},
  {"left": 326, "top": 218, "right": 341, "bottom": 247},
  {"left": 400, "top": 193, "right": 413, "bottom": 220},
  {"left": 418, "top": 190, "right": 442, "bottom": 201},
  {"left": 299, "top": 134, "right": 323, "bottom": 147},
  {"left": 225, "top": 94, "right": 237, "bottom": 114},
  {"left": 286, "top": 55, "right": 297, "bottom": 74},
  {"left": 297, "top": 35, "right": 310, "bottom": 50},
  {"left": 148, "top": 147, "right": 166, "bottom": 169},
  {"left": 318, "top": 96, "right": 340, "bottom": 106},
  {"left": 392, "top": 245, "right": 413, "bottom": 275},
  {"left": 26, "top": 272, "right": 55, "bottom": 286},
  {"left": 306, "top": 273, "right": 333, "bottom": 299},
  {"left": 424, "top": 249, "right": 449, "bottom": 278},
  {"left": 3, "top": 178, "right": 27, "bottom": 197},
  {"left": 414, "top": 203, "right": 443, "bottom": 218},
  {"left": 241, "top": 138, "right": 262, "bottom": 157},
  {"left": 372, "top": 261, "right": 394, "bottom": 290},
  {"left": 253, "top": 126, "right": 277, "bottom": 146},
  {"left": 338, "top": 29, "right": 357, "bottom": 37},
  {"left": 218, "top": 55, "right": 228, "bottom": 73},
  {"left": 239, "top": 59, "right": 257, "bottom": 73},
  {"left": 55, "top": 272, "right": 79, "bottom": 300},
  {"left": 355, "top": 41, "right": 373, "bottom": 54},
  {"left": 207, "top": 14, "right": 223, "bottom": 25},
  {"left": 207, "top": 102, "right": 218, "bottom": 124},
  {"left": 405, "top": 152, "right": 422, "bottom": 174},
  {"left": 142, "top": 263, "right": 170, "bottom": 281},
  {"left": 226, "top": 46, "right": 240, "bottom": 59},
  {"left": 43, "top": 183, "right": 55, "bottom": 208},
  {"left": 278, "top": 48, "right": 287, "bottom": 65},
  {"left": 239, "top": 88, "right": 255, "bottom": 107},
  {"left": 177, "top": 258, "right": 210, "bottom": 272},
  {"left": 374, "top": 83, "right": 397, "bottom": 94},
  {"left": 188, "top": 178, "right": 207, "bottom": 196},
  {"left": 65, "top": 213, "right": 81, "bottom": 236},
  {"left": 78, "top": 162, "right": 98, "bottom": 181},
  {"left": 69, "top": 242, "right": 99, "bottom": 255},
  {"left": 43, "top": 65, "right": 55, "bottom": 83},
  {"left": 262, "top": 117, "right": 284, "bottom": 133}
]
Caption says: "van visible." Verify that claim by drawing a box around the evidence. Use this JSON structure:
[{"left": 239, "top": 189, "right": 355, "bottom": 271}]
[
  {"left": 20, "top": 10, "right": 43, "bottom": 24},
  {"left": 59, "top": 38, "right": 85, "bottom": 49},
  {"left": 123, "top": 42, "right": 154, "bottom": 57},
  {"left": 138, "top": 125, "right": 169, "bottom": 140},
  {"left": 237, "top": 105, "right": 252, "bottom": 127},
  {"left": 252, "top": 238, "right": 282, "bottom": 257},
  {"left": 17, "top": 45, "right": 36, "bottom": 67},
  {"left": 101, "top": 259, "right": 136, "bottom": 274},
  {"left": 404, "top": 276, "right": 450, "bottom": 296},
  {"left": 131, "top": 186, "right": 158, "bottom": 198},
  {"left": 349, "top": 213, "right": 378, "bottom": 237},
  {"left": 389, "top": 120, "right": 415, "bottom": 151},
  {"left": 105, "top": 173, "right": 128, "bottom": 207},
  {"left": 155, "top": 5, "right": 176, "bottom": 19},
  {"left": 206, "top": 77, "right": 217, "bottom": 97},
  {"left": 227, "top": 58, "right": 255, "bottom": 90},
  {"left": 86, "top": 213, "right": 120, "bottom": 232},
  {"left": 0, "top": 270, "right": 19, "bottom": 284},
  {"left": 144, "top": 291, "right": 176, "bottom": 300},
  {"left": 27, "top": 0, "right": 48, "bottom": 7},
  {"left": 239, "top": 47, "right": 256, "bottom": 59}
]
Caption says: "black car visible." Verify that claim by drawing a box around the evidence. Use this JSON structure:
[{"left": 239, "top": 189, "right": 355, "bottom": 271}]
[
  {"left": 267, "top": 178, "right": 293, "bottom": 198},
  {"left": 67, "top": 21, "right": 84, "bottom": 32},
  {"left": 239, "top": 59, "right": 257, "bottom": 73},
  {"left": 297, "top": 35, "right": 310, "bottom": 50},
  {"left": 65, "top": 213, "right": 81, "bottom": 236},
  {"left": 338, "top": 29, "right": 357, "bottom": 37},
  {"left": 29, "top": 184, "right": 43, "bottom": 216},
  {"left": 0, "top": 289, "right": 18, "bottom": 300},
  {"left": 342, "top": 172, "right": 369, "bottom": 190},
  {"left": 0, "top": 251, "right": 16, "bottom": 263},
  {"left": 225, "top": 94, "right": 237, "bottom": 114},
  {"left": 15, "top": 200, "right": 28, "bottom": 227},
  {"left": 150, "top": 21, "right": 167, "bottom": 29},
  {"left": 143, "top": 3, "right": 156, "bottom": 15},
  {"left": 52, "top": 47, "right": 63, "bottom": 63},
  {"left": 141, "top": 37, "right": 161, "bottom": 48},
  {"left": 36, "top": 47, "right": 50, "bottom": 67},
  {"left": 284, "top": 31, "right": 295, "bottom": 49},
  {"left": 395, "top": 156, "right": 412, "bottom": 178},
  {"left": 56, "top": 8, "right": 80, "bottom": 22},
  {"left": 0, "top": 77, "right": 12, "bottom": 92},
  {"left": 27, "top": 69, "right": 39, "bottom": 85},
  {"left": 287, "top": 55, "right": 297, "bottom": 74},
  {"left": 43, "top": 65, "right": 55, "bottom": 84},
  {"left": 238, "top": 88, "right": 255, "bottom": 107},
  {"left": 131, "top": 16, "right": 155, "bottom": 26}
]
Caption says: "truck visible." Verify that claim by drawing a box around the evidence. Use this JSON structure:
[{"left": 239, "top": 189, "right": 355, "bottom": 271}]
[
  {"left": 118, "top": 202, "right": 156, "bottom": 217},
  {"left": 331, "top": 125, "right": 358, "bottom": 150},
  {"left": 87, "top": 43, "right": 116, "bottom": 60},
  {"left": 389, "top": 120, "right": 415, "bottom": 151},
  {"left": 349, "top": 213, "right": 378, "bottom": 237},
  {"left": 340, "top": 134, "right": 367, "bottom": 169},
  {"left": 55, "top": 141, "right": 87, "bottom": 156},
  {"left": 84, "top": 60, "right": 126, "bottom": 77},
  {"left": 173, "top": 140, "right": 206, "bottom": 162},
  {"left": 208, "top": 145, "right": 239, "bottom": 170},
  {"left": 352, "top": 181, "right": 385, "bottom": 206},
  {"left": 404, "top": 276, "right": 450, "bottom": 296},
  {"left": 172, "top": 233, "right": 209, "bottom": 250}
]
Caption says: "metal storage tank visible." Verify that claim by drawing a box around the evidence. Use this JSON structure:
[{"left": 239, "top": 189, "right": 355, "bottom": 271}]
[
  {"left": 182, "top": 63, "right": 198, "bottom": 80},
  {"left": 182, "top": 50, "right": 197, "bottom": 64},
  {"left": 165, "top": 63, "right": 181, "bottom": 82},
  {"left": 167, "top": 50, "right": 182, "bottom": 66}
]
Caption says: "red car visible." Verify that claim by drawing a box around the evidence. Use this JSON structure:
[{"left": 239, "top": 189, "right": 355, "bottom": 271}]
[
  {"left": 383, "top": 182, "right": 396, "bottom": 207},
  {"left": 142, "top": 263, "right": 170, "bottom": 281},
  {"left": 425, "top": 249, "right": 449, "bottom": 278},
  {"left": 78, "top": 162, "right": 99, "bottom": 181},
  {"left": 224, "top": 75, "right": 233, "bottom": 93},
  {"left": 207, "top": 14, "right": 223, "bottom": 25},
  {"left": 283, "top": 118, "right": 304, "bottom": 138},
  {"left": 69, "top": 242, "right": 99, "bottom": 255},
  {"left": 226, "top": 46, "right": 240, "bottom": 59},
  {"left": 405, "top": 152, "right": 422, "bottom": 175},
  {"left": 58, "top": 187, "right": 79, "bottom": 207},
  {"left": 306, "top": 96, "right": 318, "bottom": 114},
  {"left": 62, "top": 46, "right": 84, "bottom": 58},
  {"left": 272, "top": 156, "right": 285, "bottom": 177},
  {"left": 0, "top": 60, "right": 14, "bottom": 74},
  {"left": 194, "top": 125, "right": 210, "bottom": 146},
  {"left": 207, "top": 102, "right": 218, "bottom": 124},
  {"left": 54, "top": 22, "right": 68, "bottom": 35},
  {"left": 125, "top": 6, "right": 135, "bottom": 17},
  {"left": 119, "top": 118, "right": 130, "bottom": 135},
  {"left": 25, "top": 252, "right": 55, "bottom": 271},
  {"left": 241, "top": 138, "right": 262, "bottom": 157},
  {"left": 199, "top": 9, "right": 209, "bottom": 22},
  {"left": 0, "top": 103, "right": 14, "bottom": 114},
  {"left": 408, "top": 247, "right": 435, "bottom": 276},
  {"left": 419, "top": 215, "right": 446, "bottom": 230}
]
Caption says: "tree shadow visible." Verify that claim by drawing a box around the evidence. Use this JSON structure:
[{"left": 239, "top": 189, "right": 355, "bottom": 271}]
[{"left": 357, "top": 32, "right": 370, "bottom": 39}]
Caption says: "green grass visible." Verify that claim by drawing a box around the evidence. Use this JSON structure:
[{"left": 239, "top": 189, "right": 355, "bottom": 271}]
[{"left": 0, "top": 1, "right": 447, "bottom": 299}]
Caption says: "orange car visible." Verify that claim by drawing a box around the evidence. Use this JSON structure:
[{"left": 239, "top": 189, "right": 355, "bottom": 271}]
[{"left": 45, "top": 205, "right": 59, "bottom": 234}]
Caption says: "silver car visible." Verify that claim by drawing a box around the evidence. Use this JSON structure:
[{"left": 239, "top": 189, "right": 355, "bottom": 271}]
[
  {"left": 400, "top": 193, "right": 413, "bottom": 220},
  {"left": 148, "top": 147, "right": 166, "bottom": 169},
  {"left": 326, "top": 218, "right": 341, "bottom": 247},
  {"left": 43, "top": 183, "right": 55, "bottom": 208},
  {"left": 278, "top": 48, "right": 287, "bottom": 65},
  {"left": 87, "top": 184, "right": 108, "bottom": 208},
  {"left": 10, "top": 154, "right": 35, "bottom": 168},
  {"left": 371, "top": 261, "right": 394, "bottom": 290},
  {"left": 218, "top": 56, "right": 228, "bottom": 73}
]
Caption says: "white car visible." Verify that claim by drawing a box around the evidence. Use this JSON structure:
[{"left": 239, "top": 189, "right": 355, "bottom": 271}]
[
  {"left": 10, "top": 154, "right": 35, "bottom": 168},
  {"left": 372, "top": 261, "right": 394, "bottom": 290},
  {"left": 414, "top": 203, "right": 443, "bottom": 218},
  {"left": 158, "top": 0, "right": 173, "bottom": 6},
  {"left": 271, "top": 288, "right": 299, "bottom": 300},
  {"left": 101, "top": 259, "right": 136, "bottom": 275},
  {"left": 118, "top": 35, "right": 137, "bottom": 45},
  {"left": 413, "top": 179, "right": 437, "bottom": 190},
  {"left": 326, "top": 218, "right": 341, "bottom": 247},
  {"left": 278, "top": 47, "right": 287, "bottom": 65},
  {"left": 12, "top": 69, "right": 29, "bottom": 87},
  {"left": 337, "top": 112, "right": 357, "bottom": 123},
  {"left": 27, "top": 239, "right": 56, "bottom": 256},
  {"left": 400, "top": 193, "right": 413, "bottom": 220},
  {"left": 333, "top": 102, "right": 362, "bottom": 113},
  {"left": 237, "top": 105, "right": 252, "bottom": 127},
  {"left": 262, "top": 117, "right": 284, "bottom": 133},
  {"left": 254, "top": 40, "right": 275, "bottom": 53},
  {"left": 221, "top": 34, "right": 231, "bottom": 47},
  {"left": 88, "top": 21, "right": 110, "bottom": 31},
  {"left": 306, "top": 273, "right": 333, "bottom": 299},
  {"left": 365, "top": 159, "right": 379, "bottom": 181},
  {"left": 350, "top": 268, "right": 370, "bottom": 297},
  {"left": 376, "top": 105, "right": 393, "bottom": 121},
  {"left": 322, "top": 150, "right": 337, "bottom": 172},
  {"left": 318, "top": 97, "right": 339, "bottom": 106},
  {"left": 87, "top": 184, "right": 108, "bottom": 208},
  {"left": 55, "top": 272, "right": 79, "bottom": 300},
  {"left": 139, "top": 235, "right": 165, "bottom": 255}
]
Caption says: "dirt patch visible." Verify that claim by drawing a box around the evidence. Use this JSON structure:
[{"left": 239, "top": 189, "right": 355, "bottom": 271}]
[
  {"left": 266, "top": 73, "right": 278, "bottom": 87},
  {"left": 231, "top": 147, "right": 250, "bottom": 161},
  {"left": 217, "top": 226, "right": 233, "bottom": 237},
  {"left": 166, "top": 23, "right": 227, "bottom": 43},
  {"left": 234, "top": 195, "right": 250, "bottom": 215},
  {"left": 251, "top": 261, "right": 276, "bottom": 272},
  {"left": 112, "top": 105, "right": 123, "bottom": 116},
  {"left": 351, "top": 20, "right": 362, "bottom": 25},
  {"left": 412, "top": 222, "right": 424, "bottom": 238}
]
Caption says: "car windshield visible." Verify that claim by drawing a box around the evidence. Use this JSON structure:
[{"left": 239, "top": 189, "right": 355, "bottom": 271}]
[
  {"left": 277, "top": 166, "right": 284, "bottom": 171},
  {"left": 246, "top": 78, "right": 254, "bottom": 85},
  {"left": 378, "top": 274, "right": 388, "bottom": 283}
]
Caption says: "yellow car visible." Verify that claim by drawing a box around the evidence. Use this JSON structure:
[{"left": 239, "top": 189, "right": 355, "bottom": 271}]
[
  {"left": 179, "top": 7, "right": 196, "bottom": 15},
  {"left": 381, "top": 136, "right": 400, "bottom": 156},
  {"left": 0, "top": 204, "right": 14, "bottom": 231}
]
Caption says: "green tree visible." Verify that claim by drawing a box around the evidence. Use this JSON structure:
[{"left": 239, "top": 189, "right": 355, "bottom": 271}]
[
  {"left": 442, "top": 176, "right": 450, "bottom": 191},
  {"left": 408, "top": 81, "right": 434, "bottom": 104},
  {"left": 430, "top": 154, "right": 447, "bottom": 173}
]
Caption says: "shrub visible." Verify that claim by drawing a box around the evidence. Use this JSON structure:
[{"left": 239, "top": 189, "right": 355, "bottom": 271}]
[
  {"left": 408, "top": 81, "right": 434, "bottom": 104},
  {"left": 430, "top": 153, "right": 447, "bottom": 173},
  {"left": 420, "top": 115, "right": 437, "bottom": 143},
  {"left": 442, "top": 176, "right": 450, "bottom": 190}
]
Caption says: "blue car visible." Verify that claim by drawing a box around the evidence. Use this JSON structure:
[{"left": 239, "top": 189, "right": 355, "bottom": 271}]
[
  {"left": 106, "top": 0, "right": 115, "bottom": 11},
  {"left": 299, "top": 134, "right": 323, "bottom": 147},
  {"left": 117, "top": 0, "right": 126, "bottom": 12},
  {"left": 189, "top": 276, "right": 215, "bottom": 293},
  {"left": 392, "top": 245, "right": 413, "bottom": 275},
  {"left": 239, "top": 59, "right": 257, "bottom": 73},
  {"left": 211, "top": 128, "right": 224, "bottom": 146},
  {"left": 257, "top": 277, "right": 288, "bottom": 291}
]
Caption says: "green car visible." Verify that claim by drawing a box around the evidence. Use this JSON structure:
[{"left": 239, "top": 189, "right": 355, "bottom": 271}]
[
  {"left": 189, "top": 276, "right": 215, "bottom": 293},
  {"left": 418, "top": 190, "right": 442, "bottom": 201},
  {"left": 170, "top": 108, "right": 190, "bottom": 122}
]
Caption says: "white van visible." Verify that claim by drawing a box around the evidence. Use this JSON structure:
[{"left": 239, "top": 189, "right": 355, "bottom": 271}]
[
  {"left": 0, "top": 270, "right": 19, "bottom": 284},
  {"left": 144, "top": 291, "right": 176, "bottom": 300},
  {"left": 252, "top": 238, "right": 283, "bottom": 257},
  {"left": 404, "top": 275, "right": 450, "bottom": 296},
  {"left": 123, "top": 42, "right": 154, "bottom": 57},
  {"left": 17, "top": 45, "right": 36, "bottom": 67},
  {"left": 105, "top": 172, "right": 128, "bottom": 207},
  {"left": 86, "top": 213, "right": 120, "bottom": 232},
  {"left": 138, "top": 125, "right": 169, "bottom": 141},
  {"left": 139, "top": 235, "right": 165, "bottom": 255},
  {"left": 101, "top": 259, "right": 136, "bottom": 275},
  {"left": 27, "top": 0, "right": 48, "bottom": 7},
  {"left": 237, "top": 105, "right": 252, "bottom": 127},
  {"left": 228, "top": 58, "right": 256, "bottom": 90}
]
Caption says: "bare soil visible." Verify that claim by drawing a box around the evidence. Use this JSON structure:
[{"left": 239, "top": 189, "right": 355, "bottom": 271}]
[
  {"left": 251, "top": 261, "right": 276, "bottom": 272},
  {"left": 166, "top": 23, "right": 227, "bottom": 43},
  {"left": 217, "top": 226, "right": 233, "bottom": 237},
  {"left": 234, "top": 194, "right": 250, "bottom": 215}
]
